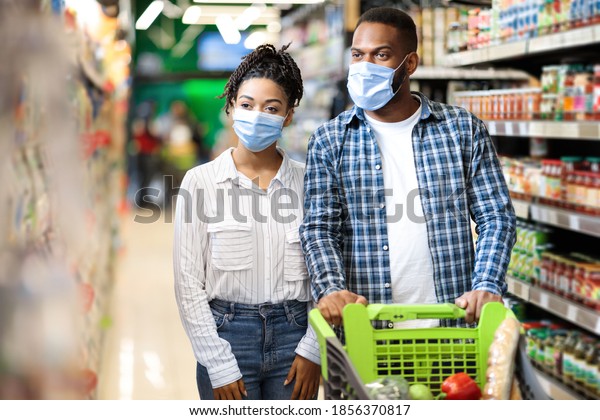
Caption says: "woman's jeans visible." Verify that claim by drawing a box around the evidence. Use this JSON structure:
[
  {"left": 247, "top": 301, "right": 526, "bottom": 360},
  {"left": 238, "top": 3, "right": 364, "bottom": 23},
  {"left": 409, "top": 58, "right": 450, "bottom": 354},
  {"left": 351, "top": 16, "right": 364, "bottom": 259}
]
[{"left": 196, "top": 299, "right": 309, "bottom": 400}]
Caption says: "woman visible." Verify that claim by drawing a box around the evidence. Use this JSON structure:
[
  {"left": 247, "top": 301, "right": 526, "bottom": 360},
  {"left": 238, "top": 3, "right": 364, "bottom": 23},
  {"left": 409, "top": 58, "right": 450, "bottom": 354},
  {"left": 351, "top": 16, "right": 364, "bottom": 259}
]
[{"left": 173, "top": 44, "right": 321, "bottom": 400}]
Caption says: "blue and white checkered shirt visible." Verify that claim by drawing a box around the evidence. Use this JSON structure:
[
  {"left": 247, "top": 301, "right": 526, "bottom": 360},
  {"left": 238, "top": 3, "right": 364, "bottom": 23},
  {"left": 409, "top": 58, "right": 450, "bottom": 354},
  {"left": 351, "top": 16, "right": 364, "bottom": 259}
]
[{"left": 300, "top": 92, "right": 516, "bottom": 325}]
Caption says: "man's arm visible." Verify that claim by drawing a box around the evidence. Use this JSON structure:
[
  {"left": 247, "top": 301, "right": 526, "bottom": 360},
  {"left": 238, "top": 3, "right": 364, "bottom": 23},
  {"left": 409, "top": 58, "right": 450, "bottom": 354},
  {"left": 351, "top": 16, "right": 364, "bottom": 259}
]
[
  {"left": 300, "top": 131, "right": 367, "bottom": 326},
  {"left": 456, "top": 117, "right": 517, "bottom": 323}
]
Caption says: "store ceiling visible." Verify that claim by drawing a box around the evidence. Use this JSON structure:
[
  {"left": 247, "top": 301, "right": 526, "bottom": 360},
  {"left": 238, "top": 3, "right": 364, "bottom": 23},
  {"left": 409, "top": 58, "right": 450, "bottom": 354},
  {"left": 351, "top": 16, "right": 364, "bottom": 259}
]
[{"left": 132, "top": 0, "right": 318, "bottom": 75}]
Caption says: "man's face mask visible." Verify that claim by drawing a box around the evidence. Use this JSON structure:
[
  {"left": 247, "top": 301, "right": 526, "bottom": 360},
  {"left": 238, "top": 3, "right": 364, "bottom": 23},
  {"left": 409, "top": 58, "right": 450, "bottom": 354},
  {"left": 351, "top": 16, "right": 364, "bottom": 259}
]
[{"left": 346, "top": 53, "right": 410, "bottom": 111}]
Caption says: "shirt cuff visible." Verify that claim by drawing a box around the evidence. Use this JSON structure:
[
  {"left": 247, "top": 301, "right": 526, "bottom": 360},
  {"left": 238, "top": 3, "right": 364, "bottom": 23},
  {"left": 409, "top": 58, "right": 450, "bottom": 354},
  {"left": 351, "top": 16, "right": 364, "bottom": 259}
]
[
  {"left": 295, "top": 324, "right": 321, "bottom": 366},
  {"left": 472, "top": 280, "right": 506, "bottom": 296},
  {"left": 206, "top": 360, "right": 242, "bottom": 389},
  {"left": 318, "top": 285, "right": 344, "bottom": 301}
]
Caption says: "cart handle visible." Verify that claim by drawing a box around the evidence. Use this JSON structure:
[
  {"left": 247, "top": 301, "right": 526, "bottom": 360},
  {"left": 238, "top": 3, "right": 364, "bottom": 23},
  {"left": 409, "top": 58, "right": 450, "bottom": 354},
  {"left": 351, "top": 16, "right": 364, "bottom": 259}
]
[{"left": 364, "top": 303, "right": 466, "bottom": 321}]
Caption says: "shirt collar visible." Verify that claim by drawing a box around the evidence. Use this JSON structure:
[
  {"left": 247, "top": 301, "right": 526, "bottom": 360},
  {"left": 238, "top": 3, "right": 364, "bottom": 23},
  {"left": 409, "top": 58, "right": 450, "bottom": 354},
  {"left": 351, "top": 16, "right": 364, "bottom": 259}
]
[
  {"left": 214, "top": 146, "right": 293, "bottom": 189},
  {"left": 340, "top": 91, "right": 442, "bottom": 125}
]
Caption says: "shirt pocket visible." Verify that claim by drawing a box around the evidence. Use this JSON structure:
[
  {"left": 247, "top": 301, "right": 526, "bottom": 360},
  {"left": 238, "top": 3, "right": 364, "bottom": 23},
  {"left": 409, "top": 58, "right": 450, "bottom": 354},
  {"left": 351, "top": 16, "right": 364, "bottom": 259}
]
[
  {"left": 207, "top": 218, "right": 253, "bottom": 271},
  {"left": 283, "top": 228, "right": 308, "bottom": 281}
]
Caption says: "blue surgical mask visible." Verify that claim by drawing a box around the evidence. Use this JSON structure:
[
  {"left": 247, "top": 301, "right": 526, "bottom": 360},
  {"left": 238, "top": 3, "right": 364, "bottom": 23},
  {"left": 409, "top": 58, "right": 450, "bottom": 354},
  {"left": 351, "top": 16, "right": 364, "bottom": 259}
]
[
  {"left": 347, "top": 54, "right": 410, "bottom": 111},
  {"left": 232, "top": 108, "right": 287, "bottom": 152}
]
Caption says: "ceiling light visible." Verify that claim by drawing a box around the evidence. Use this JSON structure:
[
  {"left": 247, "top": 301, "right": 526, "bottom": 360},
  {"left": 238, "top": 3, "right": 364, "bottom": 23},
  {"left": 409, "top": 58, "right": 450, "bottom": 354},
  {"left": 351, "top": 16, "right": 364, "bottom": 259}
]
[
  {"left": 267, "top": 21, "right": 281, "bottom": 33},
  {"left": 194, "top": 0, "right": 323, "bottom": 4},
  {"left": 235, "top": 5, "right": 264, "bottom": 31},
  {"left": 182, "top": 5, "right": 202, "bottom": 24},
  {"left": 244, "top": 31, "right": 268, "bottom": 50},
  {"left": 135, "top": 0, "right": 164, "bottom": 31},
  {"left": 216, "top": 15, "right": 241, "bottom": 45}
]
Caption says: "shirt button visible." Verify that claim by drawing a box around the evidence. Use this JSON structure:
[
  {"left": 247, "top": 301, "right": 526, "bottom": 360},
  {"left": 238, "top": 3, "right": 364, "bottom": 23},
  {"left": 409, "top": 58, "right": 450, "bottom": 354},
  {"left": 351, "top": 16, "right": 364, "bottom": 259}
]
[
  {"left": 375, "top": 164, "right": 381, "bottom": 170},
  {"left": 387, "top": 322, "right": 394, "bottom": 329},
  {"left": 384, "top": 283, "right": 390, "bottom": 288},
  {"left": 383, "top": 245, "right": 389, "bottom": 251},
  {"left": 379, "top": 203, "right": 385, "bottom": 209}
]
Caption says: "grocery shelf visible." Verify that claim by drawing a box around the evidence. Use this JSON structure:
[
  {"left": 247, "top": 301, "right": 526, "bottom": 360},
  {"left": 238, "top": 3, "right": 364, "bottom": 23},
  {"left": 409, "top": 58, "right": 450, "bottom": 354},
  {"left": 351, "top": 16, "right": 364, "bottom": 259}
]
[
  {"left": 485, "top": 120, "right": 600, "bottom": 141},
  {"left": 507, "top": 276, "right": 600, "bottom": 335},
  {"left": 444, "top": 24, "right": 600, "bottom": 66},
  {"left": 412, "top": 67, "right": 530, "bottom": 80},
  {"left": 511, "top": 198, "right": 600, "bottom": 238},
  {"left": 530, "top": 363, "right": 587, "bottom": 400},
  {"left": 530, "top": 204, "right": 600, "bottom": 238}
]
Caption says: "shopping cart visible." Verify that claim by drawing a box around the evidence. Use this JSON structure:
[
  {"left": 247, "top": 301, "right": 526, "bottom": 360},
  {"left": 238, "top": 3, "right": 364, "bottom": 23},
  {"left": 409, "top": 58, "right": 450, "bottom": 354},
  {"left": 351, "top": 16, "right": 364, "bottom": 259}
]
[{"left": 309, "top": 302, "right": 521, "bottom": 400}]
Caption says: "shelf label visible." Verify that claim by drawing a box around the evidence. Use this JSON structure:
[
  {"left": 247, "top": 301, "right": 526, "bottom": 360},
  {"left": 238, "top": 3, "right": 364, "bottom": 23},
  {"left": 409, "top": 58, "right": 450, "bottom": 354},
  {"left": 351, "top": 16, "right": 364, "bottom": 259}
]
[
  {"left": 513, "top": 200, "right": 530, "bottom": 219},
  {"left": 579, "top": 123, "right": 599, "bottom": 139},
  {"left": 539, "top": 293, "right": 549, "bottom": 308},
  {"left": 567, "top": 305, "right": 578, "bottom": 321},
  {"left": 505, "top": 123, "right": 514, "bottom": 136},
  {"left": 569, "top": 215, "right": 580, "bottom": 231},
  {"left": 596, "top": 318, "right": 600, "bottom": 335},
  {"left": 518, "top": 122, "right": 528, "bottom": 135},
  {"left": 487, "top": 121, "right": 497, "bottom": 135},
  {"left": 529, "top": 121, "right": 543, "bottom": 136}
]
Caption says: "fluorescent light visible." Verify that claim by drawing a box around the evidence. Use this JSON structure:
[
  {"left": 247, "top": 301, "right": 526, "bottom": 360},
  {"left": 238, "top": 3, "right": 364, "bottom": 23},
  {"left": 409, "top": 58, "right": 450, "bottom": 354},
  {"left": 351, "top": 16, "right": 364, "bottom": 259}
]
[
  {"left": 235, "top": 5, "right": 264, "bottom": 31},
  {"left": 187, "top": 5, "right": 279, "bottom": 18},
  {"left": 267, "top": 21, "right": 281, "bottom": 33},
  {"left": 194, "top": 0, "right": 323, "bottom": 4},
  {"left": 182, "top": 5, "right": 202, "bottom": 24},
  {"left": 244, "top": 31, "right": 267, "bottom": 49},
  {"left": 216, "top": 15, "right": 241, "bottom": 45},
  {"left": 135, "top": 1, "right": 164, "bottom": 31}
]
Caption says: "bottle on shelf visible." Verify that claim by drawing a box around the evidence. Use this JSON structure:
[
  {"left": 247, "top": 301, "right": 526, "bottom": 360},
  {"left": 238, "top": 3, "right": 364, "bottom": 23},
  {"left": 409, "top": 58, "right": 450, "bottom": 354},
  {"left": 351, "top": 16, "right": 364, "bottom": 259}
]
[{"left": 562, "top": 331, "right": 579, "bottom": 382}]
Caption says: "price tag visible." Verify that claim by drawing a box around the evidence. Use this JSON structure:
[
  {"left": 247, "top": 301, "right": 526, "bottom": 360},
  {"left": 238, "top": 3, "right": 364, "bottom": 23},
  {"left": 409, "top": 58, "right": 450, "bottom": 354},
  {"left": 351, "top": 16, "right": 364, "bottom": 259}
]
[
  {"left": 595, "top": 318, "right": 600, "bottom": 335},
  {"left": 529, "top": 121, "right": 543, "bottom": 136},
  {"left": 487, "top": 121, "right": 497, "bottom": 135},
  {"left": 518, "top": 122, "right": 528, "bottom": 136},
  {"left": 569, "top": 215, "right": 580, "bottom": 231},
  {"left": 505, "top": 122, "right": 514, "bottom": 136},
  {"left": 567, "top": 305, "right": 577, "bottom": 321},
  {"left": 539, "top": 293, "right": 549, "bottom": 308}
]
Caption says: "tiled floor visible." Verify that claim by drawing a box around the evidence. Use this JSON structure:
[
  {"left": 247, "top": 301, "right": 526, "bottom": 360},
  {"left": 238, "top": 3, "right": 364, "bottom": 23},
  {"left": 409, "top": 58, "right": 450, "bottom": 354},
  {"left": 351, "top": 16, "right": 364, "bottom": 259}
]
[{"left": 98, "top": 209, "right": 198, "bottom": 399}]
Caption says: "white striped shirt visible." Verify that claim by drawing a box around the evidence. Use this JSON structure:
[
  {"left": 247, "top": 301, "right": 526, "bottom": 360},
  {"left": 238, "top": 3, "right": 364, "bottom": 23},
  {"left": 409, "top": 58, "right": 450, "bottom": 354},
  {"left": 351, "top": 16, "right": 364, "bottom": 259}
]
[{"left": 173, "top": 147, "right": 320, "bottom": 389}]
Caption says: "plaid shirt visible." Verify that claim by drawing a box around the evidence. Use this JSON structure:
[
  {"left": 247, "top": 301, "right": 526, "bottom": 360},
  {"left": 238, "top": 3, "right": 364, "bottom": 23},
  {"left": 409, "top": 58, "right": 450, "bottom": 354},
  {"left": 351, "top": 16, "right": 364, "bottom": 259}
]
[{"left": 300, "top": 92, "right": 516, "bottom": 325}]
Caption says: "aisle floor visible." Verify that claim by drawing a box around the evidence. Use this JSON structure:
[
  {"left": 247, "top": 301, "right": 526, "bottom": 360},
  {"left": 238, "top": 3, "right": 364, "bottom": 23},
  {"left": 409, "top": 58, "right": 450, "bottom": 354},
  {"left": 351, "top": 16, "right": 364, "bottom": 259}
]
[{"left": 98, "top": 209, "right": 198, "bottom": 399}]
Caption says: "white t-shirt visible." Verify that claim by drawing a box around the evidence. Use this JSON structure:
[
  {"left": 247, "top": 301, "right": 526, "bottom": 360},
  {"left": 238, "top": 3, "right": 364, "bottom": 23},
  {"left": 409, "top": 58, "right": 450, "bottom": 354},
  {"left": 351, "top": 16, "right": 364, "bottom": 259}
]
[{"left": 365, "top": 101, "right": 439, "bottom": 328}]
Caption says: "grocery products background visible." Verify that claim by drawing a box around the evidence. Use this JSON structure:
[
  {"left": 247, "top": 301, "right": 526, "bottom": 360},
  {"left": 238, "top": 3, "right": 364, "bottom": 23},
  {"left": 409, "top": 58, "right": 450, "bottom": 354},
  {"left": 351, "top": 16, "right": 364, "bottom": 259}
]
[{"left": 0, "top": 0, "right": 598, "bottom": 401}]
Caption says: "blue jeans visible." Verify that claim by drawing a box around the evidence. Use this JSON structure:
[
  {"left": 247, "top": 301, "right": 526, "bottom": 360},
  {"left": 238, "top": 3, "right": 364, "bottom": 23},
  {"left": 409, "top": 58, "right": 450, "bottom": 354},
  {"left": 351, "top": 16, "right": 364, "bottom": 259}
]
[{"left": 196, "top": 299, "right": 309, "bottom": 400}]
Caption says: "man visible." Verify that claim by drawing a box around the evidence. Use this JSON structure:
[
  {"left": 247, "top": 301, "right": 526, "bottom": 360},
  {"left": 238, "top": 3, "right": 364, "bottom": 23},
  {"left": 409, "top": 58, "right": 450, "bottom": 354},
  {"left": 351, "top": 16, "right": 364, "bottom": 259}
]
[{"left": 300, "top": 7, "right": 516, "bottom": 328}]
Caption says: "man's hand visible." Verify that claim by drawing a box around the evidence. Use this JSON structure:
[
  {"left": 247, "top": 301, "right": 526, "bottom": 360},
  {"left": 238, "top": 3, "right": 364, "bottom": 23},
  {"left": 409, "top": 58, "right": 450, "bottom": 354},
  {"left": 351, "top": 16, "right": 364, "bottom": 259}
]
[
  {"left": 284, "top": 355, "right": 321, "bottom": 400},
  {"left": 318, "top": 290, "right": 368, "bottom": 327},
  {"left": 455, "top": 290, "right": 503, "bottom": 324},
  {"left": 213, "top": 379, "right": 247, "bottom": 400}
]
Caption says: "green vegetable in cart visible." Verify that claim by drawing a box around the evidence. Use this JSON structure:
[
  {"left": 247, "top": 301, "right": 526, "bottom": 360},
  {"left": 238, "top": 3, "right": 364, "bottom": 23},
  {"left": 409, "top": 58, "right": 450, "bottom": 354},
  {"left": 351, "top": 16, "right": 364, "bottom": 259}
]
[
  {"left": 408, "top": 384, "right": 434, "bottom": 400},
  {"left": 438, "top": 372, "right": 481, "bottom": 400},
  {"left": 365, "top": 376, "right": 410, "bottom": 400}
]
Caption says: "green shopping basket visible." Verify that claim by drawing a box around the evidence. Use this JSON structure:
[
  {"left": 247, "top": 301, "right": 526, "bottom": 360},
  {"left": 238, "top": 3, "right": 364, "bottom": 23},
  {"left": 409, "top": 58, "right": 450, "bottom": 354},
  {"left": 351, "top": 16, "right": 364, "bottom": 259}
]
[{"left": 309, "top": 302, "right": 516, "bottom": 400}]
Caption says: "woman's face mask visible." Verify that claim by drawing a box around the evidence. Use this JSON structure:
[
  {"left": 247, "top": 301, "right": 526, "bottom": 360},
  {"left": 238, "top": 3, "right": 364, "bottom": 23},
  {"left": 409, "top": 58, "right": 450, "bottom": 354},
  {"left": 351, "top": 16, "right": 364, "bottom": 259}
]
[
  {"left": 346, "top": 53, "right": 410, "bottom": 111},
  {"left": 232, "top": 108, "right": 287, "bottom": 152}
]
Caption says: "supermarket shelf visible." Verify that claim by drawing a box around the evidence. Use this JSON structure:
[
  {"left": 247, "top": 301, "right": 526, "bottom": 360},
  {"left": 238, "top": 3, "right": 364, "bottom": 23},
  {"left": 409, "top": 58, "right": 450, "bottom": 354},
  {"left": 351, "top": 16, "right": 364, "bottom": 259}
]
[
  {"left": 444, "top": 24, "right": 600, "bottom": 66},
  {"left": 485, "top": 120, "right": 600, "bottom": 140},
  {"left": 530, "top": 359, "right": 599, "bottom": 400},
  {"left": 530, "top": 204, "right": 600, "bottom": 238},
  {"left": 507, "top": 276, "right": 600, "bottom": 335},
  {"left": 530, "top": 364, "right": 586, "bottom": 400},
  {"left": 511, "top": 199, "right": 600, "bottom": 238},
  {"left": 412, "top": 67, "right": 530, "bottom": 80}
]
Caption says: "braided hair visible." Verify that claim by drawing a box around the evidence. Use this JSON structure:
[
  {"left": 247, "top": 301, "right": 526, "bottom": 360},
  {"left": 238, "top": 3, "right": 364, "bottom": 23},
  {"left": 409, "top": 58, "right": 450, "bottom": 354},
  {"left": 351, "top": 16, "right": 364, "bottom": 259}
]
[{"left": 220, "top": 43, "right": 303, "bottom": 115}]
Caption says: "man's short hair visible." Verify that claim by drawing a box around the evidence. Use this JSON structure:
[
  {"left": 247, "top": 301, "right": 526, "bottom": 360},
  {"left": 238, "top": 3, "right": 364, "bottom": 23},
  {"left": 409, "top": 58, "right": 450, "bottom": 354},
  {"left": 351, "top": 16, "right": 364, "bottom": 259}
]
[{"left": 356, "top": 7, "right": 418, "bottom": 54}]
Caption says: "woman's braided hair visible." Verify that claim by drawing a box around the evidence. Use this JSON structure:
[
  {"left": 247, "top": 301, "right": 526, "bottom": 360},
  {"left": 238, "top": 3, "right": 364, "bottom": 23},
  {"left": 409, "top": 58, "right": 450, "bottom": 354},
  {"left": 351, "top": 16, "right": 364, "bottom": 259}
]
[{"left": 219, "top": 43, "right": 303, "bottom": 115}]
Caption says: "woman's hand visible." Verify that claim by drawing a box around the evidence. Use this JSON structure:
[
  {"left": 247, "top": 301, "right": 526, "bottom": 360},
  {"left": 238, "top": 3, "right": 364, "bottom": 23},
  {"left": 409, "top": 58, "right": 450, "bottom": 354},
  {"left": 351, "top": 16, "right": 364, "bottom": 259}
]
[
  {"left": 284, "top": 355, "right": 321, "bottom": 400},
  {"left": 213, "top": 379, "right": 247, "bottom": 400}
]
